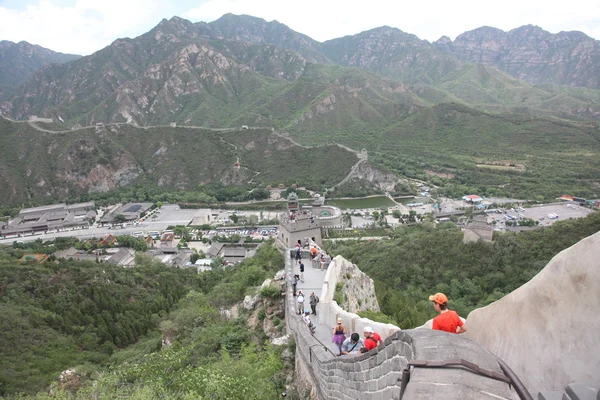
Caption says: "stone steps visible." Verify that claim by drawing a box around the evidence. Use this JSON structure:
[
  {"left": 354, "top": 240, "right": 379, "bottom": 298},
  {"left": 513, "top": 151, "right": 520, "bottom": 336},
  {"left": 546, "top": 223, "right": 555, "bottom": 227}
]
[{"left": 538, "top": 382, "right": 599, "bottom": 400}]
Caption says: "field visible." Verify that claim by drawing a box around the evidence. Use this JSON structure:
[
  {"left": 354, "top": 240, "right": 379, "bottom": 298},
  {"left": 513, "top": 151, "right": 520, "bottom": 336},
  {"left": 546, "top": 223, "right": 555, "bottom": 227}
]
[{"left": 327, "top": 196, "right": 396, "bottom": 209}]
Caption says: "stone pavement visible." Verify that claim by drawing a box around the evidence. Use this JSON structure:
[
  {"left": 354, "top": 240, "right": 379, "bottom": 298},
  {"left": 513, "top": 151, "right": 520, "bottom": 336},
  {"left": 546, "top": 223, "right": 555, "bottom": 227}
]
[{"left": 287, "top": 250, "right": 341, "bottom": 355}]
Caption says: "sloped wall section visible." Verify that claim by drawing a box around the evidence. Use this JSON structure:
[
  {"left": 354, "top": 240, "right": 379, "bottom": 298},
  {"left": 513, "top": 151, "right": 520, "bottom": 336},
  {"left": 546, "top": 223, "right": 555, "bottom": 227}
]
[{"left": 467, "top": 230, "right": 600, "bottom": 395}]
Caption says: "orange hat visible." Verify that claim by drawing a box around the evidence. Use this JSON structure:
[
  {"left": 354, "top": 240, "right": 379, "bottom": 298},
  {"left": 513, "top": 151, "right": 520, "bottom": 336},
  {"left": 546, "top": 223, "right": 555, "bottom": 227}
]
[{"left": 429, "top": 293, "right": 448, "bottom": 305}]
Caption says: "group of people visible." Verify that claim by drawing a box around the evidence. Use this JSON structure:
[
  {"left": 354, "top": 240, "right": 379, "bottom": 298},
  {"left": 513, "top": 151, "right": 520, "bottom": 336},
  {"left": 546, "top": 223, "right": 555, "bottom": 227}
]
[
  {"left": 309, "top": 245, "right": 331, "bottom": 271},
  {"left": 331, "top": 292, "right": 465, "bottom": 356},
  {"left": 332, "top": 320, "right": 383, "bottom": 356},
  {"left": 296, "top": 290, "right": 319, "bottom": 316}
]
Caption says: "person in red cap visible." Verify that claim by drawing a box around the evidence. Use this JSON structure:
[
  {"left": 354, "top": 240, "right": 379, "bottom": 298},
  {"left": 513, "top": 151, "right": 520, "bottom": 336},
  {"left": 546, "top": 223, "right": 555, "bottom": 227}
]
[{"left": 429, "top": 293, "right": 467, "bottom": 334}]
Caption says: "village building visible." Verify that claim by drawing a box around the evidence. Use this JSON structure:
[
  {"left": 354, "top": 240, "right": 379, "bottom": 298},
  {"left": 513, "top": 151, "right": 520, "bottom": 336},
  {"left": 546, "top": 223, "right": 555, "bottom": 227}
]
[
  {"left": 463, "top": 214, "right": 494, "bottom": 243},
  {"left": 100, "top": 203, "right": 153, "bottom": 224},
  {"left": 1, "top": 202, "right": 96, "bottom": 237}
]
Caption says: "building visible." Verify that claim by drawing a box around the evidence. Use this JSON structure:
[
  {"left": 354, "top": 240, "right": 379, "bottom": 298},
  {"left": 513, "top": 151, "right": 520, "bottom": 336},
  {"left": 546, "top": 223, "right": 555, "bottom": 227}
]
[
  {"left": 278, "top": 195, "right": 322, "bottom": 247},
  {"left": 100, "top": 203, "right": 153, "bottom": 224},
  {"left": 462, "top": 195, "right": 483, "bottom": 203},
  {"left": 148, "top": 248, "right": 194, "bottom": 268},
  {"left": 463, "top": 215, "right": 493, "bottom": 243},
  {"left": 106, "top": 248, "right": 136, "bottom": 267},
  {"left": 207, "top": 242, "right": 225, "bottom": 258},
  {"left": 222, "top": 247, "right": 246, "bottom": 264},
  {"left": 1, "top": 202, "right": 96, "bottom": 237}
]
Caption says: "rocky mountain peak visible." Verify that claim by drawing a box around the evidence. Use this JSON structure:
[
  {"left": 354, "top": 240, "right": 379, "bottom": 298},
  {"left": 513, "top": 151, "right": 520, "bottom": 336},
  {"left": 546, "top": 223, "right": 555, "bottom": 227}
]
[
  {"left": 439, "top": 24, "right": 600, "bottom": 88},
  {"left": 435, "top": 35, "right": 452, "bottom": 45},
  {"left": 152, "top": 15, "right": 199, "bottom": 38}
]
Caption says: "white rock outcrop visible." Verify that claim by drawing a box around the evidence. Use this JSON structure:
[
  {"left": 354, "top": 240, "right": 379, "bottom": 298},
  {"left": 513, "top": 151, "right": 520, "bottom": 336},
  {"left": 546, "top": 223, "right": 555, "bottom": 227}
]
[{"left": 467, "top": 230, "right": 600, "bottom": 395}]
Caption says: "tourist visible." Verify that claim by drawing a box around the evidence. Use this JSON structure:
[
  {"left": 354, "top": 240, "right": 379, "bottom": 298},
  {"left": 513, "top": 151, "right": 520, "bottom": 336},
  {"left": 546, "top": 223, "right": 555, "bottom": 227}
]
[
  {"left": 332, "top": 318, "right": 348, "bottom": 356},
  {"left": 296, "top": 291, "right": 305, "bottom": 315},
  {"left": 295, "top": 246, "right": 301, "bottom": 261},
  {"left": 341, "top": 333, "right": 364, "bottom": 355},
  {"left": 429, "top": 293, "right": 467, "bottom": 334},
  {"left": 292, "top": 274, "right": 299, "bottom": 296},
  {"left": 298, "top": 260, "right": 305, "bottom": 282},
  {"left": 302, "top": 309, "right": 315, "bottom": 334},
  {"left": 320, "top": 253, "right": 327, "bottom": 271},
  {"left": 310, "top": 245, "right": 318, "bottom": 260},
  {"left": 361, "top": 326, "right": 382, "bottom": 352},
  {"left": 309, "top": 292, "right": 319, "bottom": 315}
]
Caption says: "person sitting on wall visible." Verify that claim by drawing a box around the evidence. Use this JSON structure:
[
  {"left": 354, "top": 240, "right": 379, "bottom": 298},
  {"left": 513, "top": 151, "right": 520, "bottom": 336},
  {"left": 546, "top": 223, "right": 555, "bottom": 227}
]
[
  {"left": 302, "top": 309, "right": 316, "bottom": 334},
  {"left": 341, "top": 333, "right": 364, "bottom": 355},
  {"left": 429, "top": 292, "right": 467, "bottom": 334},
  {"left": 361, "top": 326, "right": 382, "bottom": 353},
  {"left": 310, "top": 246, "right": 318, "bottom": 260}
]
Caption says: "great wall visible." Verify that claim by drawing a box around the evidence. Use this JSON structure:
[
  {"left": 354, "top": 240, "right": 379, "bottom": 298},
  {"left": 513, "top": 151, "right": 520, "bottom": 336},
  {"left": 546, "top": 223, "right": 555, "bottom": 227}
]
[{"left": 278, "top": 206, "right": 600, "bottom": 399}]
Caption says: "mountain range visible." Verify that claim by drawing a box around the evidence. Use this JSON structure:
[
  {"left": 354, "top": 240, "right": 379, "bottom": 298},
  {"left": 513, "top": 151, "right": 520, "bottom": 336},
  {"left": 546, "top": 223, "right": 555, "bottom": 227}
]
[
  {"left": 0, "top": 40, "right": 80, "bottom": 98},
  {"left": 0, "top": 14, "right": 598, "bottom": 205}
]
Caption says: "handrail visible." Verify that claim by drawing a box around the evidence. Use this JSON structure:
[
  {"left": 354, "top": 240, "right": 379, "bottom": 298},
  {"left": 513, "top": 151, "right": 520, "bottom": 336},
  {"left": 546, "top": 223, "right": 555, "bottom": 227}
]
[
  {"left": 399, "top": 358, "right": 533, "bottom": 400},
  {"left": 306, "top": 325, "right": 338, "bottom": 360},
  {"left": 407, "top": 359, "right": 511, "bottom": 384},
  {"left": 495, "top": 356, "right": 534, "bottom": 400}
]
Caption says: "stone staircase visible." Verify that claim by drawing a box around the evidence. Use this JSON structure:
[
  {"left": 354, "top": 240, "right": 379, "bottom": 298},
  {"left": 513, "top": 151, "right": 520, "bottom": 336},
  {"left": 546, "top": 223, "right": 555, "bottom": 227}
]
[{"left": 538, "top": 383, "right": 599, "bottom": 400}]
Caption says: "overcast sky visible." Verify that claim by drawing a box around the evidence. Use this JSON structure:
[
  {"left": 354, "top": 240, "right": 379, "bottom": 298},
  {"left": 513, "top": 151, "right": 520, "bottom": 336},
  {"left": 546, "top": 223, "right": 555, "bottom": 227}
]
[{"left": 1, "top": 0, "right": 599, "bottom": 55}]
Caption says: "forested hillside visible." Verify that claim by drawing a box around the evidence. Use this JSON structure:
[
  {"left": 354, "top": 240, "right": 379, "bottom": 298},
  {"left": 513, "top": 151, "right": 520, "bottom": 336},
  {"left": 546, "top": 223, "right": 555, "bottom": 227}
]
[
  {"left": 325, "top": 212, "right": 600, "bottom": 328},
  {"left": 0, "top": 240, "right": 285, "bottom": 397}
]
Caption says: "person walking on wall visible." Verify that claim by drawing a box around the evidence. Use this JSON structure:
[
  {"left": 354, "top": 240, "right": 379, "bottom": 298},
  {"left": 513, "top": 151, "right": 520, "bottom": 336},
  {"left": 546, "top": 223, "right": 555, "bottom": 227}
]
[
  {"left": 341, "top": 333, "right": 364, "bottom": 355},
  {"left": 361, "top": 326, "right": 382, "bottom": 353},
  {"left": 332, "top": 318, "right": 347, "bottom": 356},
  {"left": 291, "top": 274, "right": 299, "bottom": 297},
  {"left": 320, "top": 253, "right": 327, "bottom": 271},
  {"left": 298, "top": 260, "right": 305, "bottom": 282},
  {"left": 429, "top": 293, "right": 467, "bottom": 334},
  {"left": 296, "top": 291, "right": 305, "bottom": 315},
  {"left": 309, "top": 292, "right": 319, "bottom": 315}
]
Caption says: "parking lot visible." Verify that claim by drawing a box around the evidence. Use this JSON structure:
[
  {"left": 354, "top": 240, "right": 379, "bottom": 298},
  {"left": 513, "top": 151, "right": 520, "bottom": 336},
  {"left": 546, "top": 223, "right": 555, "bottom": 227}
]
[
  {"left": 488, "top": 203, "right": 593, "bottom": 229},
  {"left": 520, "top": 203, "right": 593, "bottom": 225}
]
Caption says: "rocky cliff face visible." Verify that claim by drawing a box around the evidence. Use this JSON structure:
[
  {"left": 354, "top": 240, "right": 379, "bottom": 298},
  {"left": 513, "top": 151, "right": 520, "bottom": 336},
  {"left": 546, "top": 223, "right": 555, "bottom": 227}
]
[
  {"left": 333, "top": 256, "right": 380, "bottom": 314},
  {"left": 437, "top": 25, "right": 600, "bottom": 89}
]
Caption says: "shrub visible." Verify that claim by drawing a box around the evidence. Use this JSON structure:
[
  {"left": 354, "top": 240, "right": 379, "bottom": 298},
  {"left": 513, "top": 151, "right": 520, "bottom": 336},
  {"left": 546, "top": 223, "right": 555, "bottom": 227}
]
[
  {"left": 259, "top": 284, "right": 281, "bottom": 299},
  {"left": 257, "top": 307, "right": 266, "bottom": 321},
  {"left": 333, "top": 282, "right": 345, "bottom": 305}
]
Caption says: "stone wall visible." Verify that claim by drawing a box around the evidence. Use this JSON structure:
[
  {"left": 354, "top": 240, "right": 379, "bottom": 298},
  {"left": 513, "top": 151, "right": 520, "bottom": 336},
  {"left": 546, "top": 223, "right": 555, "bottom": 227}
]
[
  {"left": 288, "top": 313, "right": 518, "bottom": 400},
  {"left": 318, "top": 256, "right": 388, "bottom": 332},
  {"left": 286, "top": 250, "right": 519, "bottom": 399},
  {"left": 467, "top": 230, "right": 600, "bottom": 395}
]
